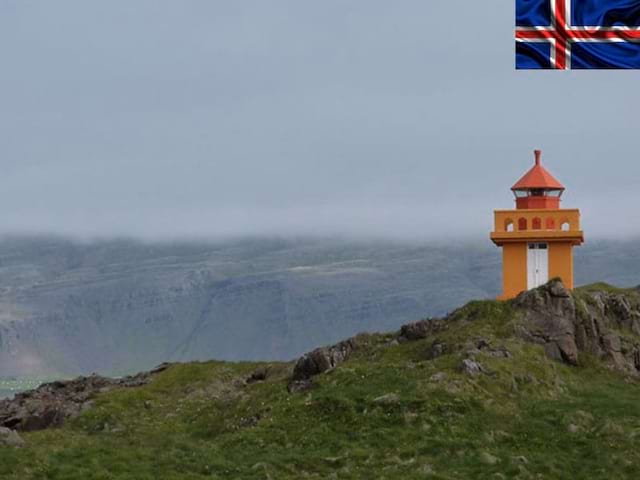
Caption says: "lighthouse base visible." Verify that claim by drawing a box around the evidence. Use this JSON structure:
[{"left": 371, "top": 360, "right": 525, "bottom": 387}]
[{"left": 497, "top": 240, "right": 576, "bottom": 300}]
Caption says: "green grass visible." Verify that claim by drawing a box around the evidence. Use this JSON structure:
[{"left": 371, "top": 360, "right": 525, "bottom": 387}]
[
  {"left": 576, "top": 282, "right": 637, "bottom": 295},
  {"left": 1, "top": 302, "right": 640, "bottom": 479}
]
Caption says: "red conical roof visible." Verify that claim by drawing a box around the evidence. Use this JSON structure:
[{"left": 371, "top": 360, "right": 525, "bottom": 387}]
[{"left": 511, "top": 150, "right": 565, "bottom": 191}]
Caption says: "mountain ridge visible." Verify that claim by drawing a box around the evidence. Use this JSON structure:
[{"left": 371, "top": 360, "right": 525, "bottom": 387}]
[{"left": 0, "top": 236, "right": 639, "bottom": 377}]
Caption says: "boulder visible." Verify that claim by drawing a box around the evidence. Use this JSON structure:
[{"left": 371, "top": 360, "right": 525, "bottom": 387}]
[
  {"left": 246, "top": 366, "right": 270, "bottom": 384},
  {"left": 0, "top": 427, "right": 24, "bottom": 447},
  {"left": 292, "top": 338, "right": 357, "bottom": 381},
  {"left": 460, "top": 359, "right": 484, "bottom": 376}
]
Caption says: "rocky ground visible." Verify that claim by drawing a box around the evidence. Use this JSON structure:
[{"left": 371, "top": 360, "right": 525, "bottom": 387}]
[
  {"left": 13, "top": 278, "right": 634, "bottom": 435},
  {"left": 289, "top": 279, "right": 640, "bottom": 389}
]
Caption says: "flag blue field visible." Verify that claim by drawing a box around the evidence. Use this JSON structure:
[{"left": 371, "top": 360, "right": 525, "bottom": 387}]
[{"left": 516, "top": 0, "right": 640, "bottom": 69}]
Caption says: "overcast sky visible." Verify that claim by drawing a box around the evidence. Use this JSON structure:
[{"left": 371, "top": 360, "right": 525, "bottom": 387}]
[{"left": 0, "top": 1, "right": 638, "bottom": 240}]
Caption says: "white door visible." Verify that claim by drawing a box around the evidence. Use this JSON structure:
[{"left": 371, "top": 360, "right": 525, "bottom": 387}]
[{"left": 527, "top": 243, "right": 549, "bottom": 290}]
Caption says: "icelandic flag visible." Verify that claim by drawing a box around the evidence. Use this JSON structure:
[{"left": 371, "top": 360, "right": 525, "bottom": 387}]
[{"left": 516, "top": 0, "right": 640, "bottom": 69}]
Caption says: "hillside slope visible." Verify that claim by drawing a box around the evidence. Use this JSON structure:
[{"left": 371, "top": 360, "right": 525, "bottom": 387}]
[
  {"left": 0, "top": 236, "right": 639, "bottom": 377},
  {"left": 1, "top": 280, "right": 639, "bottom": 479}
]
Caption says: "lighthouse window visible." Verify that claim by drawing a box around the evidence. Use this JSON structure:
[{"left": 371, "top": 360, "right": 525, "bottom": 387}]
[
  {"left": 505, "top": 219, "right": 514, "bottom": 232},
  {"left": 518, "top": 218, "right": 527, "bottom": 231},
  {"left": 529, "top": 243, "right": 548, "bottom": 249}
]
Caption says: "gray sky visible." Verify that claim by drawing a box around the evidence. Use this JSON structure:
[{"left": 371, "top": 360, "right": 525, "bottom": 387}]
[{"left": 1, "top": 1, "right": 638, "bottom": 240}]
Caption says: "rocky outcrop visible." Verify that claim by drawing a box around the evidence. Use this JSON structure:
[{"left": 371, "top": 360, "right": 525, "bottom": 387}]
[
  {"left": 513, "top": 279, "right": 640, "bottom": 373},
  {"left": 287, "top": 336, "right": 364, "bottom": 392},
  {"left": 397, "top": 318, "right": 448, "bottom": 342},
  {"left": 513, "top": 280, "right": 579, "bottom": 365},
  {"left": 286, "top": 279, "right": 640, "bottom": 393},
  {"left": 291, "top": 338, "right": 358, "bottom": 381},
  {"left": 0, "top": 364, "right": 171, "bottom": 432}
]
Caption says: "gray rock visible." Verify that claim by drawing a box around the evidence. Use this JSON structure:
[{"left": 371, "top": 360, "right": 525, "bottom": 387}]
[
  {"left": 0, "top": 370, "right": 161, "bottom": 432},
  {"left": 488, "top": 346, "right": 511, "bottom": 358},
  {"left": 466, "top": 338, "right": 511, "bottom": 358},
  {"left": 398, "top": 318, "right": 448, "bottom": 342},
  {"left": 286, "top": 379, "right": 315, "bottom": 394},
  {"left": 512, "top": 279, "right": 640, "bottom": 373},
  {"left": 602, "top": 333, "right": 621, "bottom": 353},
  {"left": 292, "top": 338, "right": 358, "bottom": 381},
  {"left": 426, "top": 342, "right": 448, "bottom": 359},
  {"left": 246, "top": 366, "right": 270, "bottom": 384},
  {"left": 460, "top": 359, "right": 484, "bottom": 376},
  {"left": 549, "top": 280, "right": 571, "bottom": 298},
  {"left": 0, "top": 427, "right": 24, "bottom": 447}
]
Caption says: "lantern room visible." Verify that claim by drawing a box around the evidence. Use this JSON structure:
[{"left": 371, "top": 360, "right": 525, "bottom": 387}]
[{"left": 511, "top": 150, "right": 564, "bottom": 209}]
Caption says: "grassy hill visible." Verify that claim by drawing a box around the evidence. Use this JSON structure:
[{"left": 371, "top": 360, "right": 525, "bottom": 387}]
[{"left": 1, "top": 281, "right": 640, "bottom": 479}]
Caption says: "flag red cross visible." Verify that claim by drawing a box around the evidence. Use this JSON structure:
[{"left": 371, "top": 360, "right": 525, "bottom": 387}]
[{"left": 516, "top": 0, "right": 640, "bottom": 69}]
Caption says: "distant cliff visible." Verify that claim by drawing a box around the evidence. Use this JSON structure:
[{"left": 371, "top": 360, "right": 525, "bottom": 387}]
[{"left": 0, "top": 236, "right": 638, "bottom": 376}]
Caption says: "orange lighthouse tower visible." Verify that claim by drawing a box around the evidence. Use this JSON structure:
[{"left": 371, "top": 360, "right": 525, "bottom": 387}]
[{"left": 490, "top": 150, "right": 584, "bottom": 300}]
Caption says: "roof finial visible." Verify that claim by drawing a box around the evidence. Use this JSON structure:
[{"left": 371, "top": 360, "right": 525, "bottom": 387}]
[{"left": 534, "top": 149, "right": 541, "bottom": 166}]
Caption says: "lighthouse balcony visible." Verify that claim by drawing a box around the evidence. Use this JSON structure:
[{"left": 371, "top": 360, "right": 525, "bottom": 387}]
[{"left": 490, "top": 209, "right": 584, "bottom": 245}]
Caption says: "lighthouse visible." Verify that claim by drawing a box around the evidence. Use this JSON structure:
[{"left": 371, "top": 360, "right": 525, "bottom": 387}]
[{"left": 490, "top": 150, "right": 584, "bottom": 300}]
